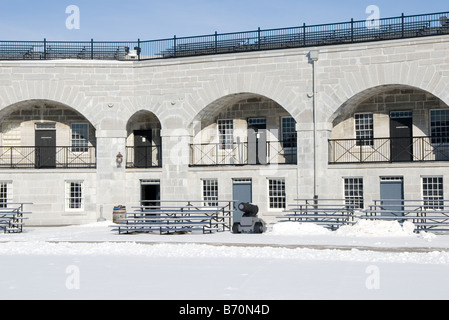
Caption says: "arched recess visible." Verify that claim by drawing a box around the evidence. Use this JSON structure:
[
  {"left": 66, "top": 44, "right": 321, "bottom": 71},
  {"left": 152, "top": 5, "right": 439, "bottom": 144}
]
[
  {"left": 0, "top": 99, "right": 96, "bottom": 168},
  {"left": 329, "top": 84, "right": 449, "bottom": 163},
  {"left": 125, "top": 110, "right": 162, "bottom": 168},
  {"left": 189, "top": 92, "right": 297, "bottom": 166}
]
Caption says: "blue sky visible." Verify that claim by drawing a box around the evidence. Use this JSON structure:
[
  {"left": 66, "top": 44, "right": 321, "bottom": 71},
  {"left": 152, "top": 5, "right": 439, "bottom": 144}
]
[{"left": 0, "top": 0, "right": 447, "bottom": 41}]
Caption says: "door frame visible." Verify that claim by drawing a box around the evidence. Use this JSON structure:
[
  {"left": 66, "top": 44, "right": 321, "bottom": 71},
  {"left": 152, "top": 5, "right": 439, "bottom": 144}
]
[
  {"left": 247, "top": 118, "right": 267, "bottom": 165},
  {"left": 140, "top": 179, "right": 161, "bottom": 208},
  {"left": 389, "top": 111, "right": 413, "bottom": 162},
  {"left": 35, "top": 123, "right": 57, "bottom": 168},
  {"left": 232, "top": 178, "right": 253, "bottom": 223},
  {"left": 134, "top": 130, "right": 153, "bottom": 168},
  {"left": 380, "top": 176, "right": 404, "bottom": 217}
]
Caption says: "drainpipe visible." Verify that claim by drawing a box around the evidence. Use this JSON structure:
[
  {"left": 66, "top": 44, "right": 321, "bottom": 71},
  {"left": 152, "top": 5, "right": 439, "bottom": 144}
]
[{"left": 309, "top": 50, "right": 320, "bottom": 201}]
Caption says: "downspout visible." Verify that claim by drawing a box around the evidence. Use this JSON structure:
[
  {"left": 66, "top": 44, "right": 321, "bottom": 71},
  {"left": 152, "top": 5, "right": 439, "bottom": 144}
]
[{"left": 309, "top": 50, "right": 320, "bottom": 200}]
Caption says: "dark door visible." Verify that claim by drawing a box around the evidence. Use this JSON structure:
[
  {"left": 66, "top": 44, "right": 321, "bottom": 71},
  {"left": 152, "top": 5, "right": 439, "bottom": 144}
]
[
  {"left": 248, "top": 119, "right": 267, "bottom": 165},
  {"left": 380, "top": 178, "right": 404, "bottom": 218},
  {"left": 35, "top": 130, "right": 56, "bottom": 168},
  {"left": 134, "top": 130, "right": 153, "bottom": 168},
  {"left": 390, "top": 113, "right": 413, "bottom": 162},
  {"left": 232, "top": 181, "right": 252, "bottom": 223},
  {"left": 141, "top": 183, "right": 160, "bottom": 208}
]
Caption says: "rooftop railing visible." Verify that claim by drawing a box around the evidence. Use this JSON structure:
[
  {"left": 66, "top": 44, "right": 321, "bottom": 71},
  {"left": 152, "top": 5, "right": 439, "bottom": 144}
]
[{"left": 1, "top": 11, "right": 448, "bottom": 61}]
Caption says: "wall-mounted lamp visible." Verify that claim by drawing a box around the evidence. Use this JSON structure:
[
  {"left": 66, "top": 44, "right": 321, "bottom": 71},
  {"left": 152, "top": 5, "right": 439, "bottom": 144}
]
[{"left": 116, "top": 152, "right": 123, "bottom": 166}]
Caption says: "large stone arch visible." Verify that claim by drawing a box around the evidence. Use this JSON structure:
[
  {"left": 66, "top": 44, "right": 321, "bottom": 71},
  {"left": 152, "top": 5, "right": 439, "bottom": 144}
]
[
  {"left": 0, "top": 82, "right": 101, "bottom": 128},
  {"left": 182, "top": 73, "right": 305, "bottom": 128},
  {"left": 329, "top": 84, "right": 449, "bottom": 132},
  {"left": 320, "top": 62, "right": 449, "bottom": 127},
  {"left": 0, "top": 99, "right": 97, "bottom": 148}
]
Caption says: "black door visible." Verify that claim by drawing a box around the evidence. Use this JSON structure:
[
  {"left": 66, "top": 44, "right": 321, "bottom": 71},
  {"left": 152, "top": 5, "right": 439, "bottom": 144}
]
[
  {"left": 247, "top": 119, "right": 267, "bottom": 165},
  {"left": 141, "top": 183, "right": 160, "bottom": 208},
  {"left": 134, "top": 130, "right": 153, "bottom": 168},
  {"left": 35, "top": 130, "right": 56, "bottom": 168},
  {"left": 390, "top": 113, "right": 413, "bottom": 162}
]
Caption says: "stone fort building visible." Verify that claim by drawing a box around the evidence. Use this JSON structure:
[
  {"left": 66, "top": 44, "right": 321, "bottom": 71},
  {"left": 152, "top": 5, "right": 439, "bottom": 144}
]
[{"left": 0, "top": 11, "right": 449, "bottom": 226}]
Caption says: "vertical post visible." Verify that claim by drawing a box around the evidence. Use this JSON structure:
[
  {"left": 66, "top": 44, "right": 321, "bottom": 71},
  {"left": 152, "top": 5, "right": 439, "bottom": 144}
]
[
  {"left": 401, "top": 13, "right": 405, "bottom": 38},
  {"left": 137, "top": 38, "right": 141, "bottom": 61},
  {"left": 351, "top": 18, "right": 354, "bottom": 42},
  {"left": 215, "top": 31, "right": 218, "bottom": 54},
  {"left": 303, "top": 23, "right": 306, "bottom": 46},
  {"left": 173, "top": 35, "right": 177, "bottom": 57},
  {"left": 91, "top": 38, "right": 94, "bottom": 60},
  {"left": 43, "top": 38, "right": 47, "bottom": 60},
  {"left": 258, "top": 27, "right": 261, "bottom": 50}
]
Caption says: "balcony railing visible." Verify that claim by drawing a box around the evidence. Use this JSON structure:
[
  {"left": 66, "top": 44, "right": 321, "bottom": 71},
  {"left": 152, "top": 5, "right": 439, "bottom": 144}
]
[
  {"left": 0, "top": 11, "right": 448, "bottom": 61},
  {"left": 329, "top": 136, "right": 449, "bottom": 164},
  {"left": 126, "top": 146, "right": 162, "bottom": 168},
  {"left": 0, "top": 146, "right": 96, "bottom": 169},
  {"left": 190, "top": 141, "right": 297, "bottom": 166}
]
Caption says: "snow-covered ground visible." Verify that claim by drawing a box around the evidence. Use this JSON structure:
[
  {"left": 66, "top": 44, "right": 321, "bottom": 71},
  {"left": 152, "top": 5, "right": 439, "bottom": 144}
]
[{"left": 1, "top": 220, "right": 449, "bottom": 300}]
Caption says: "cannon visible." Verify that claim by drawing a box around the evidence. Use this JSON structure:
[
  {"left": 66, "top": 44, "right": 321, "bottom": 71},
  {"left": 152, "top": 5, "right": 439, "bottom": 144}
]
[{"left": 232, "top": 202, "right": 266, "bottom": 234}]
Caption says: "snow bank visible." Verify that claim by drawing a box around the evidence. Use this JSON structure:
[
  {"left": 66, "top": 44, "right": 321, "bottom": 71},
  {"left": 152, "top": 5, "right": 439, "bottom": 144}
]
[
  {"left": 271, "top": 221, "right": 331, "bottom": 236},
  {"left": 336, "top": 220, "right": 416, "bottom": 237},
  {"left": 271, "top": 220, "right": 436, "bottom": 239}
]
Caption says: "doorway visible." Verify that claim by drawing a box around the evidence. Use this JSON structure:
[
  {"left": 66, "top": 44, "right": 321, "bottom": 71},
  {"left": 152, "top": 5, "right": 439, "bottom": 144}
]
[
  {"left": 380, "top": 177, "right": 404, "bottom": 217},
  {"left": 247, "top": 118, "right": 267, "bottom": 165},
  {"left": 140, "top": 180, "right": 160, "bottom": 208},
  {"left": 134, "top": 130, "right": 153, "bottom": 168},
  {"left": 232, "top": 179, "right": 252, "bottom": 223},
  {"left": 35, "top": 123, "right": 56, "bottom": 168},
  {"left": 390, "top": 111, "right": 413, "bottom": 162}
]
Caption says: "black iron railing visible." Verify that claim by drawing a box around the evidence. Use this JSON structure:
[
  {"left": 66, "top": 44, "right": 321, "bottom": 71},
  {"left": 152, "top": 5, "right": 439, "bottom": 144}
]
[
  {"left": 190, "top": 141, "right": 297, "bottom": 166},
  {"left": 329, "top": 136, "right": 449, "bottom": 164},
  {"left": 0, "top": 146, "right": 96, "bottom": 169},
  {"left": 1, "top": 11, "right": 448, "bottom": 61},
  {"left": 126, "top": 145, "right": 162, "bottom": 168}
]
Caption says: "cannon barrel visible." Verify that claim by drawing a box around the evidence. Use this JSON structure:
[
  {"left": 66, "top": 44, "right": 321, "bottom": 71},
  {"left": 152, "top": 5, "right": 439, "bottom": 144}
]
[{"left": 238, "top": 202, "right": 259, "bottom": 217}]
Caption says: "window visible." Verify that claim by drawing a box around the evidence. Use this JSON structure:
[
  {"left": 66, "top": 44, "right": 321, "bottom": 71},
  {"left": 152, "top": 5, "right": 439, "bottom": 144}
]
[
  {"left": 202, "top": 179, "right": 218, "bottom": 207},
  {"left": 217, "top": 120, "right": 233, "bottom": 150},
  {"left": 0, "top": 181, "right": 12, "bottom": 208},
  {"left": 268, "top": 179, "right": 286, "bottom": 209},
  {"left": 66, "top": 181, "right": 84, "bottom": 211},
  {"left": 71, "top": 123, "right": 89, "bottom": 152},
  {"left": 423, "top": 177, "right": 444, "bottom": 210},
  {"left": 281, "top": 117, "right": 297, "bottom": 149},
  {"left": 344, "top": 178, "right": 364, "bottom": 209},
  {"left": 355, "top": 113, "right": 373, "bottom": 146},
  {"left": 430, "top": 110, "right": 449, "bottom": 144}
]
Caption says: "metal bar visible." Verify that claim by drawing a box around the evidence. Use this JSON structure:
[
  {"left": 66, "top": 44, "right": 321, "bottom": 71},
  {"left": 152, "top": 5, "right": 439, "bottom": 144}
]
[{"left": 0, "top": 11, "right": 448, "bottom": 61}]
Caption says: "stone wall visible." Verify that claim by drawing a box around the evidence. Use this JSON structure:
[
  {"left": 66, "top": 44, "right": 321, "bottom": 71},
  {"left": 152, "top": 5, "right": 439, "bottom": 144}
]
[{"left": 0, "top": 34, "right": 448, "bottom": 225}]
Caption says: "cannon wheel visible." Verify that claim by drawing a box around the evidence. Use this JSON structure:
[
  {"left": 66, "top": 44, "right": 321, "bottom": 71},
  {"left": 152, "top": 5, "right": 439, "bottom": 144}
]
[
  {"left": 232, "top": 222, "right": 241, "bottom": 234},
  {"left": 254, "top": 222, "right": 264, "bottom": 234}
]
